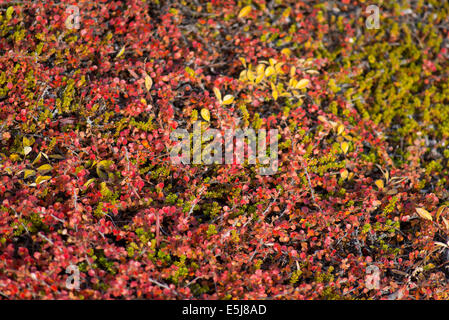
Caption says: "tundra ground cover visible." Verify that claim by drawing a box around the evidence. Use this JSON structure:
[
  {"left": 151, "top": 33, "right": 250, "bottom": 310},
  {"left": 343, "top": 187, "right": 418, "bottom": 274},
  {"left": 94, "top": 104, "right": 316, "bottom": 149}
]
[{"left": 1, "top": 0, "right": 449, "bottom": 299}]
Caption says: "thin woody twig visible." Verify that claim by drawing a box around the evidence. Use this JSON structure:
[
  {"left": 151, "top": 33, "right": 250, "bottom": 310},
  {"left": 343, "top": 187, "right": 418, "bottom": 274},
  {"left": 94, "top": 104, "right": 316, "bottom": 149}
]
[
  {"left": 148, "top": 278, "right": 179, "bottom": 296},
  {"left": 187, "top": 186, "right": 206, "bottom": 218},
  {"left": 300, "top": 159, "right": 324, "bottom": 215}
]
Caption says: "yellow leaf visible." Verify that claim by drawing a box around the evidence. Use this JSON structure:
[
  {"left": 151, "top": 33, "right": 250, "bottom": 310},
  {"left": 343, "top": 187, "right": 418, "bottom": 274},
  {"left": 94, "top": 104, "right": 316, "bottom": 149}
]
[
  {"left": 222, "top": 95, "right": 235, "bottom": 105},
  {"left": 337, "top": 124, "right": 345, "bottom": 135},
  {"left": 23, "top": 136, "right": 32, "bottom": 147},
  {"left": 239, "top": 70, "right": 247, "bottom": 81},
  {"left": 317, "top": 115, "right": 327, "bottom": 123},
  {"left": 24, "top": 169, "right": 36, "bottom": 179},
  {"left": 416, "top": 207, "right": 433, "bottom": 221},
  {"left": 37, "top": 164, "right": 53, "bottom": 173},
  {"left": 282, "top": 7, "right": 291, "bottom": 18},
  {"left": 281, "top": 48, "right": 292, "bottom": 57},
  {"left": 185, "top": 66, "right": 195, "bottom": 78},
  {"left": 97, "top": 167, "right": 108, "bottom": 180},
  {"left": 100, "top": 181, "right": 110, "bottom": 195},
  {"left": 238, "top": 5, "right": 252, "bottom": 18},
  {"left": 213, "top": 87, "right": 222, "bottom": 102},
  {"left": 6, "top": 6, "right": 14, "bottom": 20},
  {"left": 275, "top": 62, "right": 284, "bottom": 74},
  {"left": 295, "top": 78, "right": 310, "bottom": 89},
  {"left": 436, "top": 205, "right": 447, "bottom": 221},
  {"left": 201, "top": 108, "right": 210, "bottom": 122},
  {"left": 256, "top": 64, "right": 265, "bottom": 75},
  {"left": 341, "top": 141, "right": 349, "bottom": 154},
  {"left": 49, "top": 154, "right": 64, "bottom": 160},
  {"left": 239, "top": 57, "right": 247, "bottom": 68},
  {"left": 289, "top": 78, "right": 297, "bottom": 88},
  {"left": 255, "top": 72, "right": 264, "bottom": 84},
  {"left": 84, "top": 178, "right": 96, "bottom": 188},
  {"left": 32, "top": 152, "right": 42, "bottom": 165},
  {"left": 265, "top": 66, "right": 275, "bottom": 77},
  {"left": 247, "top": 69, "right": 255, "bottom": 82},
  {"left": 96, "top": 160, "right": 113, "bottom": 180},
  {"left": 97, "top": 160, "right": 113, "bottom": 169},
  {"left": 144, "top": 74, "right": 153, "bottom": 91},
  {"left": 116, "top": 45, "right": 125, "bottom": 58},
  {"left": 270, "top": 82, "right": 279, "bottom": 100},
  {"left": 375, "top": 179, "right": 384, "bottom": 190},
  {"left": 10, "top": 154, "right": 20, "bottom": 162},
  {"left": 272, "top": 88, "right": 279, "bottom": 101},
  {"left": 36, "top": 175, "right": 51, "bottom": 185},
  {"left": 290, "top": 66, "right": 296, "bottom": 77},
  {"left": 341, "top": 169, "right": 348, "bottom": 180},
  {"left": 190, "top": 110, "right": 198, "bottom": 122}
]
